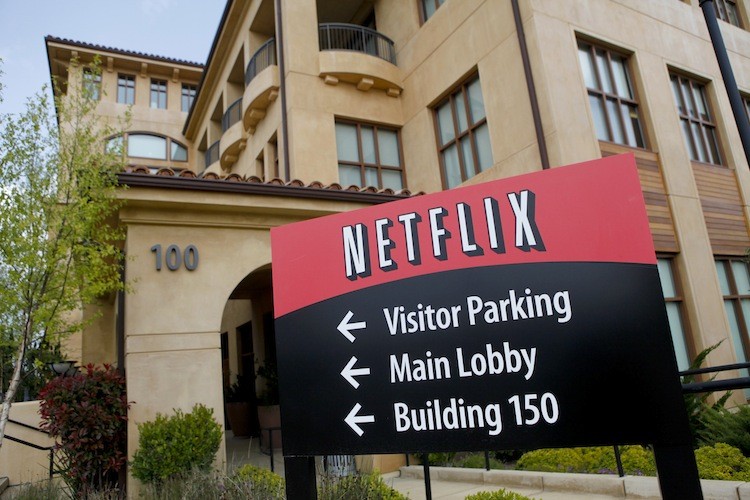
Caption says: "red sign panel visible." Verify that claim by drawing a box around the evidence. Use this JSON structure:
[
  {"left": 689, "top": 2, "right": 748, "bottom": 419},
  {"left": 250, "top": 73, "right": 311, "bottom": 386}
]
[{"left": 272, "top": 154, "right": 655, "bottom": 318}]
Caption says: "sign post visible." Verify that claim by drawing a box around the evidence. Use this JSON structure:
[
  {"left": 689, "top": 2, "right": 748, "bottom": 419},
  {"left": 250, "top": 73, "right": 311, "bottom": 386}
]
[{"left": 271, "top": 154, "right": 701, "bottom": 499}]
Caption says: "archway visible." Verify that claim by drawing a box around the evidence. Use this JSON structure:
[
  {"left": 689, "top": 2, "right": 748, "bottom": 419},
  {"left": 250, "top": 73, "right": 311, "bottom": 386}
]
[{"left": 220, "top": 264, "right": 279, "bottom": 458}]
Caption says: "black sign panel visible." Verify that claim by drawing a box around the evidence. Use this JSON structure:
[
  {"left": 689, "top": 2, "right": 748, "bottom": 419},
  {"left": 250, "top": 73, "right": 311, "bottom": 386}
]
[{"left": 276, "top": 262, "right": 687, "bottom": 456}]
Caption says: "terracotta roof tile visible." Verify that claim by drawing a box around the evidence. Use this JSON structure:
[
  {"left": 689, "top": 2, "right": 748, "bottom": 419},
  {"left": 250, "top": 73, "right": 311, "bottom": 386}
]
[
  {"left": 45, "top": 36, "right": 204, "bottom": 68},
  {"left": 120, "top": 166, "right": 421, "bottom": 198}
]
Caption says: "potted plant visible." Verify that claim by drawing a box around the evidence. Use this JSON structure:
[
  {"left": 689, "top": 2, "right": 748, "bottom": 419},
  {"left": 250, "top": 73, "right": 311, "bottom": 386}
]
[
  {"left": 224, "top": 374, "right": 255, "bottom": 437},
  {"left": 256, "top": 361, "right": 282, "bottom": 451}
]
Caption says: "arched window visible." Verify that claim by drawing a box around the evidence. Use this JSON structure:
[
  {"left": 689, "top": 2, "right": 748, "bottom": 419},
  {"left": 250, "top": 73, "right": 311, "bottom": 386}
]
[{"left": 106, "top": 133, "right": 188, "bottom": 162}]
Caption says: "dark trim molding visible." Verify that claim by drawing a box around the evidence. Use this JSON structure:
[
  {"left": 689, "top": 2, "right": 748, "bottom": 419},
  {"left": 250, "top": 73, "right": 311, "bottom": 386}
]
[
  {"left": 276, "top": 0, "right": 291, "bottom": 181},
  {"left": 117, "top": 173, "right": 411, "bottom": 204},
  {"left": 511, "top": 0, "right": 550, "bottom": 170}
]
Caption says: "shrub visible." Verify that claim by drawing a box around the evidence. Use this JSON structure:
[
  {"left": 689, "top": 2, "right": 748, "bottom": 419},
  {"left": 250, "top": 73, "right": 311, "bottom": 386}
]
[
  {"left": 39, "top": 364, "right": 129, "bottom": 497},
  {"left": 516, "top": 447, "right": 587, "bottom": 473},
  {"left": 234, "top": 464, "right": 285, "bottom": 499},
  {"left": 465, "top": 489, "right": 534, "bottom": 500},
  {"left": 681, "top": 342, "right": 733, "bottom": 443},
  {"left": 698, "top": 405, "right": 750, "bottom": 456},
  {"left": 318, "top": 472, "right": 406, "bottom": 500},
  {"left": 454, "top": 453, "right": 504, "bottom": 470},
  {"left": 516, "top": 446, "right": 655, "bottom": 476},
  {"left": 695, "top": 443, "right": 750, "bottom": 481},
  {"left": 130, "top": 403, "right": 222, "bottom": 484},
  {"left": 427, "top": 451, "right": 456, "bottom": 466}
]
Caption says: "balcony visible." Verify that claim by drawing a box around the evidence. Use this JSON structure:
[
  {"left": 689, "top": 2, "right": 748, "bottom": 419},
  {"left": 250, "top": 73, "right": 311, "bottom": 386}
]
[
  {"left": 318, "top": 23, "right": 396, "bottom": 64},
  {"left": 245, "top": 38, "right": 276, "bottom": 85},
  {"left": 205, "top": 140, "right": 220, "bottom": 169},
  {"left": 243, "top": 38, "right": 280, "bottom": 133},
  {"left": 222, "top": 98, "right": 243, "bottom": 132},
  {"left": 220, "top": 98, "right": 246, "bottom": 170},
  {"left": 317, "top": 23, "right": 402, "bottom": 96}
]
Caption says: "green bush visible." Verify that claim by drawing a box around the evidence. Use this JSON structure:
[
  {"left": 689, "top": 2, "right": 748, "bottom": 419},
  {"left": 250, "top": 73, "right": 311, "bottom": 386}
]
[
  {"left": 130, "top": 403, "right": 222, "bottom": 484},
  {"left": 698, "top": 405, "right": 750, "bottom": 456},
  {"left": 516, "top": 446, "right": 655, "bottom": 476},
  {"left": 318, "top": 472, "right": 406, "bottom": 500},
  {"left": 39, "top": 364, "right": 128, "bottom": 497},
  {"left": 682, "top": 342, "right": 733, "bottom": 442},
  {"left": 516, "top": 447, "right": 587, "bottom": 473},
  {"left": 454, "top": 453, "right": 504, "bottom": 470},
  {"left": 465, "top": 489, "right": 534, "bottom": 500},
  {"left": 695, "top": 443, "right": 750, "bottom": 481},
  {"left": 427, "top": 451, "right": 456, "bottom": 466},
  {"left": 234, "top": 464, "right": 285, "bottom": 499}
]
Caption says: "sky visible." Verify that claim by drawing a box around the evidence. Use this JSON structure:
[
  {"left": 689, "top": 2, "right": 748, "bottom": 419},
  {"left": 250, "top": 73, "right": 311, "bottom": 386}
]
[{"left": 0, "top": 0, "right": 227, "bottom": 116}]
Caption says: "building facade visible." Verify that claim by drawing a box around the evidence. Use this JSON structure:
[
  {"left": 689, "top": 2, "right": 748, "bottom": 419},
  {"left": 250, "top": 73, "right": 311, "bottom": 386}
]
[{"left": 23, "top": 0, "right": 750, "bottom": 488}]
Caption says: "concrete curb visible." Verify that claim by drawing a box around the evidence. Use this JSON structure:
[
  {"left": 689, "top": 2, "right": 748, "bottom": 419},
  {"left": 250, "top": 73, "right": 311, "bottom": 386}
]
[{"left": 399, "top": 466, "right": 750, "bottom": 499}]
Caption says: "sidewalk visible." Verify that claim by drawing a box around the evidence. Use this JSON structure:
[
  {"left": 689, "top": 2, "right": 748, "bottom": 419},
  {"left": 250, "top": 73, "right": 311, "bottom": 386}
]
[{"left": 386, "top": 465, "right": 750, "bottom": 499}]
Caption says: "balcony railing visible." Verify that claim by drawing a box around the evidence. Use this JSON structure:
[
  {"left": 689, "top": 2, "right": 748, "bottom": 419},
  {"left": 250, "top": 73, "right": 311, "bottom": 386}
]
[
  {"left": 318, "top": 23, "right": 396, "bottom": 65},
  {"left": 205, "top": 140, "right": 220, "bottom": 167},
  {"left": 222, "top": 98, "right": 243, "bottom": 132},
  {"left": 245, "top": 38, "right": 277, "bottom": 86}
]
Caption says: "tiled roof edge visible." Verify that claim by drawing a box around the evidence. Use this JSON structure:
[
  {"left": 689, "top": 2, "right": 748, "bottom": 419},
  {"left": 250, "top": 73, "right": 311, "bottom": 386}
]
[{"left": 45, "top": 35, "right": 204, "bottom": 68}]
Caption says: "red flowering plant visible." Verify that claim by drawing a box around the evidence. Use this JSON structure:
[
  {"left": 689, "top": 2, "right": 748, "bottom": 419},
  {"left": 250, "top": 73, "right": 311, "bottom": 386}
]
[{"left": 39, "top": 364, "right": 129, "bottom": 496}]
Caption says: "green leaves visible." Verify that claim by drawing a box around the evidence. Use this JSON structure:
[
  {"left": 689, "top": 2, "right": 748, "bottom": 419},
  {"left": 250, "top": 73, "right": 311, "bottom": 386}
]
[
  {"left": 0, "top": 59, "right": 128, "bottom": 399},
  {"left": 131, "top": 403, "right": 223, "bottom": 485}
]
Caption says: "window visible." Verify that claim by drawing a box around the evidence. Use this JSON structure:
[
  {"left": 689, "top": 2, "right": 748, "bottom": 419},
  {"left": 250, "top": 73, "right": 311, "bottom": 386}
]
[
  {"left": 336, "top": 121, "right": 404, "bottom": 190},
  {"left": 434, "top": 75, "right": 493, "bottom": 189},
  {"left": 83, "top": 69, "right": 101, "bottom": 100},
  {"left": 420, "top": 0, "right": 445, "bottom": 22},
  {"left": 577, "top": 40, "right": 645, "bottom": 148},
  {"left": 107, "top": 133, "right": 187, "bottom": 162},
  {"left": 670, "top": 73, "right": 722, "bottom": 165},
  {"left": 714, "top": 0, "right": 741, "bottom": 27},
  {"left": 715, "top": 258, "right": 750, "bottom": 398},
  {"left": 150, "top": 79, "right": 167, "bottom": 109},
  {"left": 181, "top": 84, "right": 197, "bottom": 112},
  {"left": 657, "top": 258, "right": 691, "bottom": 371},
  {"left": 117, "top": 75, "right": 135, "bottom": 105}
]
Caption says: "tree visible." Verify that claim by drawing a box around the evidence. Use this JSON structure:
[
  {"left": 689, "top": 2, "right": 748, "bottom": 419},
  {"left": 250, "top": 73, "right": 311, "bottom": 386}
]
[{"left": 0, "top": 59, "right": 128, "bottom": 448}]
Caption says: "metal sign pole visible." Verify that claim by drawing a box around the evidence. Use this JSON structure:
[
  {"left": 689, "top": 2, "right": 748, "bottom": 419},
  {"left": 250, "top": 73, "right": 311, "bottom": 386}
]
[{"left": 284, "top": 456, "right": 317, "bottom": 500}]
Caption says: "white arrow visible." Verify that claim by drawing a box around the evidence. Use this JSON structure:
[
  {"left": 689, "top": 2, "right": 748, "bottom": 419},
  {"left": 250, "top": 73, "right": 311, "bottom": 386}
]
[
  {"left": 345, "top": 403, "right": 375, "bottom": 436},
  {"left": 341, "top": 356, "right": 371, "bottom": 389},
  {"left": 338, "top": 310, "right": 367, "bottom": 343}
]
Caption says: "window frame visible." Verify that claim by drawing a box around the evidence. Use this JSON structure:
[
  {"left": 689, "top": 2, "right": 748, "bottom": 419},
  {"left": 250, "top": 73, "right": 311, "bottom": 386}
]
[
  {"left": 150, "top": 79, "right": 168, "bottom": 110},
  {"left": 107, "top": 132, "right": 188, "bottom": 163},
  {"left": 577, "top": 39, "right": 647, "bottom": 149},
  {"left": 657, "top": 256, "right": 693, "bottom": 371},
  {"left": 714, "top": 0, "right": 742, "bottom": 27},
  {"left": 83, "top": 69, "right": 102, "bottom": 101},
  {"left": 181, "top": 84, "right": 197, "bottom": 113},
  {"left": 670, "top": 71, "right": 723, "bottom": 165},
  {"left": 716, "top": 258, "right": 750, "bottom": 355},
  {"left": 335, "top": 119, "right": 406, "bottom": 191},
  {"left": 715, "top": 257, "right": 750, "bottom": 398},
  {"left": 419, "top": 0, "right": 445, "bottom": 24},
  {"left": 433, "top": 72, "right": 493, "bottom": 189},
  {"left": 117, "top": 74, "right": 135, "bottom": 105}
]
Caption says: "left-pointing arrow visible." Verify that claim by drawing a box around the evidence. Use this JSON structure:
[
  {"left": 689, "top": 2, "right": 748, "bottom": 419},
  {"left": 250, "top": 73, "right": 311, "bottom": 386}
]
[
  {"left": 338, "top": 310, "right": 367, "bottom": 343},
  {"left": 345, "top": 403, "right": 375, "bottom": 437},
  {"left": 341, "top": 356, "right": 371, "bottom": 389}
]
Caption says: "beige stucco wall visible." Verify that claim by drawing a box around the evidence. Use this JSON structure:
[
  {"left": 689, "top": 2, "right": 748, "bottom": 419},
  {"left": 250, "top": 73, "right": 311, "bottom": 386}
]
[{"left": 0, "top": 401, "right": 54, "bottom": 486}]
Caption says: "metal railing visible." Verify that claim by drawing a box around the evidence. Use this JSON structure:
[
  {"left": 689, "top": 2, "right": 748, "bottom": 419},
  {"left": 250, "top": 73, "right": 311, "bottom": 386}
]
[
  {"left": 205, "top": 140, "right": 220, "bottom": 167},
  {"left": 7, "top": 418, "right": 56, "bottom": 478},
  {"left": 245, "top": 38, "right": 277, "bottom": 86},
  {"left": 318, "top": 23, "right": 396, "bottom": 64},
  {"left": 222, "top": 98, "right": 243, "bottom": 132}
]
